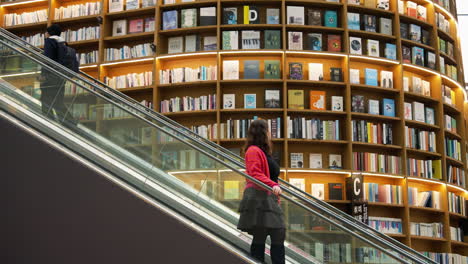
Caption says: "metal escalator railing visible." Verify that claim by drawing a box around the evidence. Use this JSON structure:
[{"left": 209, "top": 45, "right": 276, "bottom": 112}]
[{"left": 0, "top": 29, "right": 435, "bottom": 264}]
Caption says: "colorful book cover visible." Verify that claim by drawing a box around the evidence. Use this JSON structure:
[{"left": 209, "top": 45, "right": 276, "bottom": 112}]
[
  {"left": 128, "top": 18, "right": 144, "bottom": 33},
  {"left": 365, "top": 68, "right": 378, "bottom": 86},
  {"left": 327, "top": 34, "right": 341, "bottom": 52},
  {"left": 324, "top": 10, "right": 338, "bottom": 27},
  {"left": 412, "top": 46, "right": 424, "bottom": 66},
  {"left": 243, "top": 60, "right": 260, "bottom": 79},
  {"left": 289, "top": 62, "right": 303, "bottom": 80},
  {"left": 222, "top": 31, "right": 238, "bottom": 50},
  {"left": 243, "top": 6, "right": 260, "bottom": 24},
  {"left": 307, "top": 33, "right": 322, "bottom": 51},
  {"left": 363, "top": 15, "right": 377, "bottom": 32},
  {"left": 368, "top": 99, "right": 380, "bottom": 115},
  {"left": 329, "top": 154, "right": 342, "bottom": 169},
  {"left": 352, "top": 95, "right": 365, "bottom": 113},
  {"left": 264, "top": 60, "right": 281, "bottom": 79},
  {"left": 244, "top": 94, "right": 257, "bottom": 108},
  {"left": 402, "top": 46, "right": 411, "bottom": 63},
  {"left": 349, "top": 37, "right": 362, "bottom": 55},
  {"left": 181, "top": 8, "right": 197, "bottom": 28},
  {"left": 385, "top": 43, "right": 397, "bottom": 60},
  {"left": 265, "top": 90, "right": 280, "bottom": 108},
  {"left": 308, "top": 9, "right": 322, "bottom": 26},
  {"left": 162, "top": 10, "right": 178, "bottom": 30},
  {"left": 309, "top": 91, "right": 326, "bottom": 110},
  {"left": 348, "top": 13, "right": 360, "bottom": 30},
  {"left": 331, "top": 96, "right": 343, "bottom": 111},
  {"left": 288, "top": 90, "right": 304, "bottom": 109},
  {"left": 382, "top": 98, "right": 395, "bottom": 117},
  {"left": 264, "top": 30, "right": 281, "bottom": 49},
  {"left": 267, "top": 8, "right": 280, "bottom": 24},
  {"left": 223, "top": 7, "right": 237, "bottom": 24}
]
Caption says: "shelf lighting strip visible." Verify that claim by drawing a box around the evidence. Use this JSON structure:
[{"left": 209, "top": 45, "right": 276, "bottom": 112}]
[
  {"left": 446, "top": 183, "right": 468, "bottom": 194},
  {"left": 157, "top": 52, "right": 217, "bottom": 60},
  {"left": 361, "top": 172, "right": 405, "bottom": 179},
  {"left": 285, "top": 51, "right": 347, "bottom": 57},
  {"left": 0, "top": 0, "right": 47, "bottom": 7},
  {"left": 349, "top": 55, "right": 400, "bottom": 65},
  {"left": 286, "top": 169, "right": 351, "bottom": 175},
  {"left": 79, "top": 64, "right": 98, "bottom": 69},
  {"left": 407, "top": 177, "right": 444, "bottom": 185}
]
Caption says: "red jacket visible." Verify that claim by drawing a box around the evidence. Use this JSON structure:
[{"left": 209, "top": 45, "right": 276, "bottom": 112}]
[{"left": 245, "top": 145, "right": 279, "bottom": 191}]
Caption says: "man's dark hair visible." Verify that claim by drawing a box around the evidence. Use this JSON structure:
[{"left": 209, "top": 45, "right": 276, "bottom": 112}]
[{"left": 47, "top": 24, "right": 62, "bottom": 36}]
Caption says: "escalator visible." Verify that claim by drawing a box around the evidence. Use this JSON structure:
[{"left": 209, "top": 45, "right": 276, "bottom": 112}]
[{"left": 0, "top": 29, "right": 435, "bottom": 264}]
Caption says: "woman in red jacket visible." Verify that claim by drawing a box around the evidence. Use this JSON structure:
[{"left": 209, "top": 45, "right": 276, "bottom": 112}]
[{"left": 237, "top": 119, "right": 285, "bottom": 264}]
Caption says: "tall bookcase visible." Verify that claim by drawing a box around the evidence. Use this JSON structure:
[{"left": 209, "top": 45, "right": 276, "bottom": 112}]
[{"left": 1, "top": 0, "right": 467, "bottom": 260}]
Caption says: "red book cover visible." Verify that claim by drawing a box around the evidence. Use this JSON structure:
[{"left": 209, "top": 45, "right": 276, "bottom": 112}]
[
  {"left": 327, "top": 34, "right": 341, "bottom": 52},
  {"left": 129, "top": 18, "right": 144, "bottom": 33}
]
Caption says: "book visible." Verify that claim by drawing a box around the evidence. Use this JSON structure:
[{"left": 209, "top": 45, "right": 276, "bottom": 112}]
[
  {"left": 243, "top": 6, "right": 259, "bottom": 24},
  {"left": 352, "top": 95, "right": 365, "bottom": 112},
  {"left": 162, "top": 10, "right": 178, "bottom": 30},
  {"left": 324, "top": 10, "right": 338, "bottom": 27},
  {"left": 368, "top": 99, "right": 380, "bottom": 115},
  {"left": 412, "top": 47, "right": 424, "bottom": 66},
  {"left": 241, "top": 30, "right": 260, "bottom": 49},
  {"left": 142, "top": 0, "right": 155, "bottom": 7},
  {"left": 161, "top": 151, "right": 178, "bottom": 170},
  {"left": 308, "top": 63, "right": 323, "bottom": 81},
  {"left": 402, "top": 46, "right": 411, "bottom": 63},
  {"left": 290, "top": 153, "right": 304, "bottom": 168},
  {"left": 288, "top": 90, "right": 304, "bottom": 109},
  {"left": 330, "top": 67, "right": 343, "bottom": 82},
  {"left": 223, "top": 60, "right": 239, "bottom": 80},
  {"left": 265, "top": 90, "right": 280, "bottom": 108},
  {"left": 332, "top": 96, "right": 344, "bottom": 111},
  {"left": 407, "top": 1, "right": 417, "bottom": 17},
  {"left": 425, "top": 107, "right": 435, "bottom": 125},
  {"left": 309, "top": 153, "right": 323, "bottom": 169},
  {"left": 200, "top": 7, "right": 216, "bottom": 26},
  {"left": 364, "top": 15, "right": 377, "bottom": 32},
  {"left": 109, "top": 0, "right": 124, "bottom": 12},
  {"left": 404, "top": 102, "right": 413, "bottom": 120},
  {"left": 328, "top": 183, "right": 343, "bottom": 200},
  {"left": 311, "top": 184, "right": 325, "bottom": 200},
  {"left": 327, "top": 34, "right": 341, "bottom": 52},
  {"left": 365, "top": 68, "right": 378, "bottom": 86},
  {"left": 144, "top": 17, "right": 155, "bottom": 32},
  {"left": 400, "top": 23, "right": 408, "bottom": 39},
  {"left": 203, "top": 36, "right": 217, "bottom": 50},
  {"left": 367, "top": 39, "right": 380, "bottom": 57},
  {"left": 185, "top": 35, "right": 199, "bottom": 52},
  {"left": 243, "top": 60, "right": 260, "bottom": 79},
  {"left": 403, "top": 77, "right": 409, "bottom": 91},
  {"left": 224, "top": 181, "right": 240, "bottom": 200},
  {"left": 409, "top": 24, "right": 421, "bottom": 42},
  {"left": 126, "top": 0, "right": 139, "bottom": 10},
  {"left": 421, "top": 29, "right": 430, "bottom": 45},
  {"left": 223, "top": 94, "right": 235, "bottom": 109},
  {"left": 112, "top": 19, "right": 127, "bottom": 36},
  {"left": 181, "top": 8, "right": 197, "bottom": 28},
  {"left": 307, "top": 33, "right": 322, "bottom": 51},
  {"left": 382, "top": 98, "right": 395, "bottom": 117},
  {"left": 348, "top": 0, "right": 360, "bottom": 4},
  {"left": 329, "top": 154, "right": 342, "bottom": 169},
  {"left": 289, "top": 62, "right": 303, "bottom": 80},
  {"left": 308, "top": 9, "right": 322, "bottom": 26},
  {"left": 417, "top": 5, "right": 427, "bottom": 21},
  {"left": 267, "top": 8, "right": 280, "bottom": 24},
  {"left": 168, "top": 36, "right": 183, "bottom": 54},
  {"left": 264, "top": 30, "right": 281, "bottom": 49},
  {"left": 287, "top": 6, "right": 304, "bottom": 25},
  {"left": 380, "top": 70, "right": 393, "bottom": 88},
  {"left": 222, "top": 31, "right": 238, "bottom": 50},
  {"left": 350, "top": 69, "right": 360, "bottom": 84},
  {"left": 348, "top": 13, "right": 360, "bottom": 30},
  {"left": 377, "top": 0, "right": 390, "bottom": 10},
  {"left": 385, "top": 43, "right": 397, "bottom": 60},
  {"left": 264, "top": 60, "right": 281, "bottom": 79},
  {"left": 412, "top": 76, "right": 422, "bottom": 94},
  {"left": 223, "top": 7, "right": 237, "bottom": 24},
  {"left": 413, "top": 101, "right": 425, "bottom": 122},
  {"left": 379, "top": 17, "right": 392, "bottom": 35},
  {"left": 422, "top": 80, "right": 430, "bottom": 96},
  {"left": 244, "top": 94, "right": 257, "bottom": 108},
  {"left": 427, "top": 52, "right": 436, "bottom": 69},
  {"left": 128, "top": 18, "right": 144, "bottom": 33},
  {"left": 288, "top": 32, "right": 303, "bottom": 50},
  {"left": 350, "top": 37, "right": 362, "bottom": 55},
  {"left": 365, "top": 0, "right": 376, "bottom": 8},
  {"left": 309, "top": 91, "right": 326, "bottom": 110},
  {"left": 289, "top": 178, "right": 305, "bottom": 191}
]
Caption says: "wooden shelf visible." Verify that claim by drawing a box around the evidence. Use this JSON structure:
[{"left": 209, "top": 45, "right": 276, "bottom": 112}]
[
  {"left": 52, "top": 14, "right": 100, "bottom": 24},
  {"left": 443, "top": 103, "right": 461, "bottom": 115},
  {"left": 403, "top": 91, "right": 439, "bottom": 104},
  {"left": 440, "top": 51, "right": 457, "bottom": 65},
  {"left": 104, "top": 31, "right": 155, "bottom": 42},
  {"left": 387, "top": 233, "right": 406, "bottom": 238},
  {"left": 281, "top": 0, "right": 343, "bottom": 8},
  {"left": 399, "top": 14, "right": 434, "bottom": 29},
  {"left": 221, "top": 79, "right": 283, "bottom": 85},
  {"left": 410, "top": 235, "right": 447, "bottom": 242},
  {"left": 446, "top": 157, "right": 464, "bottom": 167},
  {"left": 286, "top": 80, "right": 346, "bottom": 87},
  {"left": 368, "top": 202, "right": 404, "bottom": 208},
  {"left": 219, "top": 138, "right": 285, "bottom": 143},
  {"left": 351, "top": 113, "right": 400, "bottom": 121},
  {"left": 106, "top": 6, "right": 156, "bottom": 19},
  {"left": 160, "top": 0, "right": 217, "bottom": 9},
  {"left": 285, "top": 25, "right": 345, "bottom": 33},
  {"left": 409, "top": 206, "right": 444, "bottom": 214},
  {"left": 220, "top": 108, "right": 283, "bottom": 114},
  {"left": 437, "top": 28, "right": 455, "bottom": 43},
  {"left": 325, "top": 200, "right": 350, "bottom": 204},
  {"left": 287, "top": 109, "right": 346, "bottom": 116},
  {"left": 445, "top": 130, "right": 462, "bottom": 140},
  {"left": 348, "top": 29, "right": 397, "bottom": 41},
  {"left": 3, "top": 21, "right": 47, "bottom": 31},
  {"left": 221, "top": 24, "right": 283, "bottom": 30},
  {"left": 67, "top": 39, "right": 99, "bottom": 48},
  {"left": 351, "top": 84, "right": 399, "bottom": 95},
  {"left": 287, "top": 139, "right": 348, "bottom": 145},
  {"left": 348, "top": 55, "right": 399, "bottom": 66},
  {"left": 404, "top": 119, "right": 440, "bottom": 130},
  {"left": 347, "top": 4, "right": 395, "bottom": 16},
  {"left": 0, "top": 0, "right": 48, "bottom": 8},
  {"left": 101, "top": 56, "right": 154, "bottom": 67},
  {"left": 163, "top": 110, "right": 217, "bottom": 117},
  {"left": 401, "top": 38, "right": 435, "bottom": 52},
  {"left": 158, "top": 80, "right": 217, "bottom": 88},
  {"left": 159, "top": 26, "right": 217, "bottom": 36},
  {"left": 451, "top": 241, "right": 468, "bottom": 247},
  {"left": 449, "top": 212, "right": 467, "bottom": 219},
  {"left": 353, "top": 142, "right": 402, "bottom": 150},
  {"left": 406, "top": 148, "right": 442, "bottom": 159},
  {"left": 115, "top": 86, "right": 153, "bottom": 93},
  {"left": 407, "top": 177, "right": 444, "bottom": 185}
]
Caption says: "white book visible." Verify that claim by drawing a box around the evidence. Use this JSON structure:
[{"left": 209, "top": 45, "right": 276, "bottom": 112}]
[
  {"left": 185, "top": 35, "right": 198, "bottom": 52},
  {"left": 112, "top": 20, "right": 127, "bottom": 36},
  {"left": 287, "top": 6, "right": 304, "bottom": 25},
  {"left": 422, "top": 80, "right": 431, "bottom": 96},
  {"left": 311, "top": 183, "right": 325, "bottom": 200},
  {"left": 398, "top": 0, "right": 404, "bottom": 14},
  {"left": 350, "top": 69, "right": 360, "bottom": 84},
  {"left": 308, "top": 63, "right": 323, "bottom": 81},
  {"left": 412, "top": 76, "right": 422, "bottom": 94},
  {"left": 222, "top": 31, "right": 238, "bottom": 50},
  {"left": 329, "top": 154, "right": 342, "bottom": 169},
  {"left": 241, "top": 30, "right": 260, "bottom": 49},
  {"left": 331, "top": 96, "right": 344, "bottom": 111},
  {"left": 181, "top": 8, "right": 197, "bottom": 28},
  {"left": 380, "top": 70, "right": 393, "bottom": 88},
  {"left": 309, "top": 153, "right": 323, "bottom": 168},
  {"left": 403, "top": 77, "right": 409, "bottom": 91},
  {"left": 126, "top": 0, "right": 139, "bottom": 10},
  {"left": 404, "top": 102, "right": 413, "bottom": 120},
  {"left": 368, "top": 99, "right": 380, "bottom": 115},
  {"left": 367, "top": 39, "right": 380, "bottom": 57},
  {"left": 109, "top": 0, "right": 124, "bottom": 12},
  {"left": 168, "top": 36, "right": 183, "bottom": 54},
  {"left": 349, "top": 37, "right": 362, "bottom": 55},
  {"left": 223, "top": 60, "right": 239, "bottom": 80},
  {"left": 288, "top": 31, "right": 303, "bottom": 50},
  {"left": 223, "top": 94, "right": 235, "bottom": 109},
  {"left": 290, "top": 153, "right": 304, "bottom": 168},
  {"left": 412, "top": 101, "right": 425, "bottom": 122},
  {"left": 289, "top": 178, "right": 305, "bottom": 191}
]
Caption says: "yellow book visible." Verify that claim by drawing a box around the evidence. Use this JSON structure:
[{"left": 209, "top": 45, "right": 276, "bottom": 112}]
[
  {"left": 243, "top": 6, "right": 250, "bottom": 24},
  {"left": 367, "top": 123, "right": 371, "bottom": 143},
  {"left": 450, "top": 90, "right": 456, "bottom": 105},
  {"left": 432, "top": 160, "right": 442, "bottom": 179},
  {"left": 288, "top": 90, "right": 304, "bottom": 109},
  {"left": 224, "top": 180, "right": 240, "bottom": 199}
]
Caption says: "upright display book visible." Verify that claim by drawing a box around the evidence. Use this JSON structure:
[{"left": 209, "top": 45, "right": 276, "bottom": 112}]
[
  {"left": 377, "top": 0, "right": 390, "bottom": 10},
  {"left": 289, "top": 63, "right": 303, "bottom": 80},
  {"left": 329, "top": 154, "right": 342, "bottom": 169},
  {"left": 223, "top": 94, "right": 235, "bottom": 109},
  {"left": 203, "top": 36, "right": 217, "bottom": 50},
  {"left": 307, "top": 33, "right": 322, "bottom": 51},
  {"left": 288, "top": 90, "right": 304, "bottom": 109},
  {"left": 412, "top": 76, "right": 422, "bottom": 94},
  {"left": 380, "top": 70, "right": 393, "bottom": 88},
  {"left": 308, "top": 9, "right": 322, "bottom": 26},
  {"left": 287, "top": 6, "right": 304, "bottom": 25},
  {"left": 243, "top": 60, "right": 260, "bottom": 79},
  {"left": 422, "top": 80, "right": 430, "bottom": 96},
  {"left": 364, "top": 15, "right": 377, "bottom": 32},
  {"left": 348, "top": 13, "right": 360, "bottom": 30},
  {"left": 267, "top": 8, "right": 280, "bottom": 24},
  {"left": 222, "top": 31, "right": 238, "bottom": 50},
  {"left": 161, "top": 151, "right": 178, "bottom": 170},
  {"left": 290, "top": 153, "right": 304, "bottom": 168},
  {"left": 406, "top": 1, "right": 417, "bottom": 17},
  {"left": 141, "top": 0, "right": 155, "bottom": 7},
  {"left": 288, "top": 32, "right": 303, "bottom": 50},
  {"left": 427, "top": 52, "right": 436, "bottom": 69},
  {"left": 243, "top": 6, "right": 259, "bottom": 24},
  {"left": 350, "top": 37, "right": 362, "bottom": 55},
  {"left": 400, "top": 23, "right": 408, "bottom": 39},
  {"left": 241, "top": 31, "right": 260, "bottom": 49},
  {"left": 379, "top": 17, "right": 392, "bottom": 35},
  {"left": 412, "top": 47, "right": 424, "bottom": 66},
  {"left": 409, "top": 24, "right": 421, "bottom": 42},
  {"left": 223, "top": 60, "right": 239, "bottom": 80},
  {"left": 128, "top": 19, "right": 144, "bottom": 33},
  {"left": 309, "top": 91, "right": 326, "bottom": 110},
  {"left": 417, "top": 5, "right": 427, "bottom": 21},
  {"left": 385, "top": 43, "right": 397, "bottom": 60},
  {"left": 329, "top": 183, "right": 343, "bottom": 200},
  {"left": 352, "top": 95, "right": 365, "bottom": 112},
  {"left": 350, "top": 69, "right": 360, "bottom": 84},
  {"left": 144, "top": 17, "right": 155, "bottom": 32},
  {"left": 327, "top": 35, "right": 341, "bottom": 52},
  {"left": 308, "top": 63, "right": 323, "bottom": 81},
  {"left": 244, "top": 94, "right": 257, "bottom": 108},
  {"left": 311, "top": 184, "right": 325, "bottom": 200},
  {"left": 425, "top": 107, "right": 435, "bottom": 125},
  {"left": 265, "top": 90, "right": 280, "bottom": 108},
  {"left": 368, "top": 99, "right": 380, "bottom": 115},
  {"left": 382, "top": 98, "right": 395, "bottom": 117},
  {"left": 264, "top": 60, "right": 281, "bottom": 79},
  {"left": 109, "top": 0, "right": 124, "bottom": 12},
  {"left": 264, "top": 30, "right": 281, "bottom": 49},
  {"left": 112, "top": 20, "right": 127, "bottom": 36},
  {"left": 404, "top": 102, "right": 412, "bottom": 120},
  {"left": 223, "top": 7, "right": 237, "bottom": 24},
  {"left": 365, "top": 68, "right": 378, "bottom": 86},
  {"left": 185, "top": 34, "right": 199, "bottom": 52},
  {"left": 367, "top": 39, "right": 380, "bottom": 57},
  {"left": 402, "top": 46, "right": 411, "bottom": 63},
  {"left": 163, "top": 10, "right": 178, "bottom": 30},
  {"left": 332, "top": 96, "right": 344, "bottom": 111},
  {"left": 412, "top": 101, "right": 425, "bottom": 122},
  {"left": 181, "top": 8, "right": 197, "bottom": 28},
  {"left": 126, "top": 0, "right": 139, "bottom": 10},
  {"left": 200, "top": 7, "right": 216, "bottom": 26},
  {"left": 168, "top": 36, "right": 183, "bottom": 54},
  {"left": 324, "top": 10, "right": 338, "bottom": 27},
  {"left": 309, "top": 153, "right": 322, "bottom": 169},
  {"left": 330, "top": 68, "right": 343, "bottom": 82},
  {"left": 422, "top": 29, "right": 431, "bottom": 45},
  {"left": 289, "top": 178, "right": 305, "bottom": 192}
]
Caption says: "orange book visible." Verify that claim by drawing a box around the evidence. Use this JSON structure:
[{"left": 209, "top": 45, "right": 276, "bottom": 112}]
[{"left": 309, "top": 91, "right": 326, "bottom": 110}]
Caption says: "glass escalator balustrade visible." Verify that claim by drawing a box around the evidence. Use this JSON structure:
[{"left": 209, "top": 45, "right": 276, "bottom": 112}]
[{"left": 0, "top": 33, "right": 432, "bottom": 264}]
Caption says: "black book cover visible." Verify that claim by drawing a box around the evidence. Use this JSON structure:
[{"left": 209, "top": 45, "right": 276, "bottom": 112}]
[
  {"left": 422, "top": 29, "right": 431, "bottom": 45},
  {"left": 330, "top": 67, "right": 343, "bottom": 82},
  {"left": 328, "top": 183, "right": 343, "bottom": 200},
  {"left": 308, "top": 8, "right": 322, "bottom": 26},
  {"left": 400, "top": 23, "right": 408, "bottom": 39},
  {"left": 363, "top": 15, "right": 377, "bottom": 32},
  {"left": 402, "top": 46, "right": 411, "bottom": 63},
  {"left": 200, "top": 7, "right": 217, "bottom": 26}
]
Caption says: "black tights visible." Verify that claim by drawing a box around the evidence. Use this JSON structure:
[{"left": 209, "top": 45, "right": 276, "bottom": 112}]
[{"left": 250, "top": 228, "right": 285, "bottom": 264}]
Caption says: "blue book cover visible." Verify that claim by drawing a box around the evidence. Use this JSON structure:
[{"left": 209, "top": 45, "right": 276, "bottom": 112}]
[
  {"left": 163, "top": 10, "right": 178, "bottom": 30},
  {"left": 324, "top": 11, "right": 338, "bottom": 27},
  {"left": 308, "top": 33, "right": 322, "bottom": 51},
  {"left": 412, "top": 46, "right": 425, "bottom": 66},
  {"left": 244, "top": 60, "right": 260, "bottom": 79},
  {"left": 348, "top": 13, "right": 360, "bottom": 30},
  {"left": 244, "top": 94, "right": 257, "bottom": 108},
  {"left": 365, "top": 68, "right": 378, "bottom": 86},
  {"left": 382, "top": 98, "right": 395, "bottom": 117},
  {"left": 385, "top": 43, "right": 397, "bottom": 60}
]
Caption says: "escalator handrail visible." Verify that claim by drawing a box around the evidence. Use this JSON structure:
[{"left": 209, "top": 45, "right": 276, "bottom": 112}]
[{"left": 0, "top": 32, "right": 435, "bottom": 264}]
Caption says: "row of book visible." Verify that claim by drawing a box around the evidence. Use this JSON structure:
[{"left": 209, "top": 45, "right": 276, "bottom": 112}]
[
  {"left": 368, "top": 216, "right": 403, "bottom": 234},
  {"left": 287, "top": 7, "right": 338, "bottom": 27},
  {"left": 167, "top": 35, "right": 216, "bottom": 54},
  {"left": 223, "top": 90, "right": 281, "bottom": 110},
  {"left": 222, "top": 30, "right": 283, "bottom": 50},
  {"left": 70, "top": 103, "right": 89, "bottom": 121},
  {"left": 436, "top": 12, "right": 451, "bottom": 34},
  {"left": 347, "top": 13, "right": 393, "bottom": 35},
  {"left": 406, "top": 158, "right": 442, "bottom": 179},
  {"left": 190, "top": 124, "right": 217, "bottom": 140},
  {"left": 422, "top": 252, "right": 468, "bottom": 264},
  {"left": 433, "top": 0, "right": 453, "bottom": 11},
  {"left": 439, "top": 37, "right": 455, "bottom": 58},
  {"left": 400, "top": 23, "right": 431, "bottom": 46},
  {"left": 447, "top": 165, "right": 465, "bottom": 187},
  {"left": 410, "top": 222, "right": 444, "bottom": 238},
  {"left": 312, "top": 243, "right": 351, "bottom": 263},
  {"left": 222, "top": 60, "right": 281, "bottom": 80},
  {"left": 109, "top": 126, "right": 152, "bottom": 146},
  {"left": 442, "top": 60, "right": 458, "bottom": 80},
  {"left": 399, "top": 1, "right": 427, "bottom": 21},
  {"left": 291, "top": 153, "right": 342, "bottom": 169},
  {"left": 402, "top": 46, "right": 436, "bottom": 69},
  {"left": 403, "top": 75, "right": 431, "bottom": 96},
  {"left": 60, "top": 26, "right": 100, "bottom": 42},
  {"left": 162, "top": 7, "right": 216, "bottom": 30},
  {"left": 349, "top": 37, "right": 397, "bottom": 60},
  {"left": 103, "top": 104, "right": 132, "bottom": 120},
  {"left": 108, "top": 0, "right": 155, "bottom": 13},
  {"left": 287, "top": 31, "right": 342, "bottom": 52},
  {"left": 450, "top": 226, "right": 463, "bottom": 242},
  {"left": 4, "top": 9, "right": 48, "bottom": 26},
  {"left": 348, "top": 0, "right": 391, "bottom": 10},
  {"left": 287, "top": 179, "right": 343, "bottom": 200},
  {"left": 404, "top": 127, "right": 437, "bottom": 152},
  {"left": 286, "top": 117, "right": 340, "bottom": 140},
  {"left": 356, "top": 247, "right": 399, "bottom": 264},
  {"left": 219, "top": 117, "right": 282, "bottom": 139},
  {"left": 445, "top": 138, "right": 462, "bottom": 160},
  {"left": 54, "top": 2, "right": 101, "bottom": 20},
  {"left": 160, "top": 150, "right": 216, "bottom": 171},
  {"left": 404, "top": 102, "right": 435, "bottom": 125},
  {"left": 352, "top": 121, "right": 393, "bottom": 145},
  {"left": 445, "top": 114, "right": 457, "bottom": 133},
  {"left": 352, "top": 96, "right": 396, "bottom": 117},
  {"left": 290, "top": 63, "right": 344, "bottom": 82},
  {"left": 112, "top": 18, "right": 155, "bottom": 36},
  {"left": 21, "top": 33, "right": 44, "bottom": 47},
  {"left": 104, "top": 71, "right": 153, "bottom": 89},
  {"left": 222, "top": 6, "right": 280, "bottom": 25},
  {"left": 159, "top": 66, "right": 217, "bottom": 84},
  {"left": 350, "top": 68, "right": 394, "bottom": 88},
  {"left": 64, "top": 80, "right": 87, "bottom": 96},
  {"left": 363, "top": 183, "right": 403, "bottom": 204},
  {"left": 104, "top": 43, "right": 154, "bottom": 61},
  {"left": 408, "top": 188, "right": 441, "bottom": 209},
  {"left": 288, "top": 91, "right": 343, "bottom": 111},
  {"left": 448, "top": 192, "right": 466, "bottom": 216},
  {"left": 76, "top": 50, "right": 98, "bottom": 65},
  {"left": 353, "top": 152, "right": 401, "bottom": 174},
  {"left": 160, "top": 94, "right": 216, "bottom": 113}
]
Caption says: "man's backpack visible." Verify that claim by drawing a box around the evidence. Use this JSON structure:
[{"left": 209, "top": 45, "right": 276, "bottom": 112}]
[{"left": 56, "top": 41, "right": 80, "bottom": 73}]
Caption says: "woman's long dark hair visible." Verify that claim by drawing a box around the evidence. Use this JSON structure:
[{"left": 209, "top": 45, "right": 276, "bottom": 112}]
[{"left": 244, "top": 119, "right": 272, "bottom": 155}]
